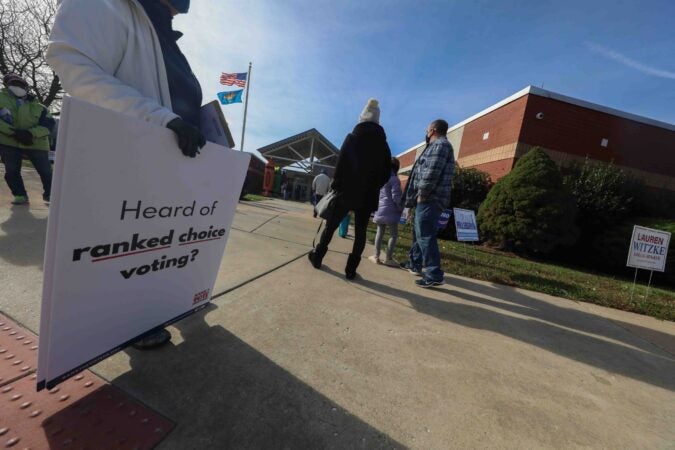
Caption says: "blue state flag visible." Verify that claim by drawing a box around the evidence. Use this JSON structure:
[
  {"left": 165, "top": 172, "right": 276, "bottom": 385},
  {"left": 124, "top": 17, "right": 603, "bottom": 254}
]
[{"left": 217, "top": 90, "right": 243, "bottom": 105}]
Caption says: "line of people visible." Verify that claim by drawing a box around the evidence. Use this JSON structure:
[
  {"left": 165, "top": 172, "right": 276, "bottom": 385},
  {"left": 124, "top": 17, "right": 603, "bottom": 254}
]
[{"left": 308, "top": 99, "right": 455, "bottom": 288}]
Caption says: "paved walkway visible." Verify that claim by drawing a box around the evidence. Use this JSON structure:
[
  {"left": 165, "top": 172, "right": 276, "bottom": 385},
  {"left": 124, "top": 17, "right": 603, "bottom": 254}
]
[{"left": 1, "top": 168, "right": 674, "bottom": 449}]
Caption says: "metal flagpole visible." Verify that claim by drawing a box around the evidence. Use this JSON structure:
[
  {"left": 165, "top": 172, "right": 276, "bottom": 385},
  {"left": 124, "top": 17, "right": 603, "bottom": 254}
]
[{"left": 239, "top": 62, "right": 252, "bottom": 152}]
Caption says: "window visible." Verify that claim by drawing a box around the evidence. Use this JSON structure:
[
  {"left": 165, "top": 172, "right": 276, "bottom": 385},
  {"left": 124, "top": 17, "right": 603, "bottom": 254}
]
[
  {"left": 601, "top": 138, "right": 609, "bottom": 148},
  {"left": 482, "top": 132, "right": 489, "bottom": 141}
]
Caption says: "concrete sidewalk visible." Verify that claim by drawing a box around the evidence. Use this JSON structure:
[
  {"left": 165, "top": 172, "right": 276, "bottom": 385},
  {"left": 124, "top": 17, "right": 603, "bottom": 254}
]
[{"left": 1, "top": 168, "right": 674, "bottom": 449}]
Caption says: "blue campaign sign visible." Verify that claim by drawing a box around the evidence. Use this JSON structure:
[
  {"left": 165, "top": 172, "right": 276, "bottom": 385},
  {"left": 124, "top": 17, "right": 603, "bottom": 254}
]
[
  {"left": 399, "top": 208, "right": 410, "bottom": 225},
  {"left": 437, "top": 209, "right": 452, "bottom": 229},
  {"left": 453, "top": 208, "right": 479, "bottom": 242}
]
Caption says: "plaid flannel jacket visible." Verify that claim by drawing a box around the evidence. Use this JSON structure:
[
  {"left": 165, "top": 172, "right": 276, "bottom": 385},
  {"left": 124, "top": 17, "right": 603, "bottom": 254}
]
[{"left": 404, "top": 136, "right": 455, "bottom": 208}]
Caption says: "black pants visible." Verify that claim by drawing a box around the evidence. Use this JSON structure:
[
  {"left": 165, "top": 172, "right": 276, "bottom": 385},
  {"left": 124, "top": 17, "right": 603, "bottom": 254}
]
[
  {"left": 0, "top": 144, "right": 52, "bottom": 198},
  {"left": 317, "top": 199, "right": 370, "bottom": 259}
]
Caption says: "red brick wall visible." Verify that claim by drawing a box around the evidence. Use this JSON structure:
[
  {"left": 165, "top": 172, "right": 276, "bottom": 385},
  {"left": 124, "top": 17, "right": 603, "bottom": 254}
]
[
  {"left": 470, "top": 159, "right": 515, "bottom": 182},
  {"left": 398, "top": 148, "right": 418, "bottom": 170},
  {"left": 458, "top": 96, "right": 528, "bottom": 158},
  {"left": 521, "top": 95, "right": 675, "bottom": 177},
  {"left": 399, "top": 175, "right": 409, "bottom": 192}
]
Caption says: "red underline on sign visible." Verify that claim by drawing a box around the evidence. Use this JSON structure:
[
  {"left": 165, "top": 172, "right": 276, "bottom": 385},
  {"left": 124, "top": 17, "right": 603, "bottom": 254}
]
[
  {"left": 178, "top": 237, "right": 222, "bottom": 246},
  {"left": 92, "top": 245, "right": 172, "bottom": 262}
]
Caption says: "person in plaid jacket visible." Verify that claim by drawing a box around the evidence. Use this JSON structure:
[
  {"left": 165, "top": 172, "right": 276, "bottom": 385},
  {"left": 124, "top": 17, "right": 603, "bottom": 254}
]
[{"left": 401, "top": 119, "right": 455, "bottom": 288}]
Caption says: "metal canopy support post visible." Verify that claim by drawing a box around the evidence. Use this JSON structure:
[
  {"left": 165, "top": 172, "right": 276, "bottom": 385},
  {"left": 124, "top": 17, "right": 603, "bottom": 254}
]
[
  {"left": 262, "top": 155, "right": 311, "bottom": 170},
  {"left": 309, "top": 138, "right": 315, "bottom": 173},
  {"left": 311, "top": 162, "right": 337, "bottom": 170},
  {"left": 316, "top": 153, "right": 336, "bottom": 162},
  {"left": 287, "top": 144, "right": 313, "bottom": 173}
]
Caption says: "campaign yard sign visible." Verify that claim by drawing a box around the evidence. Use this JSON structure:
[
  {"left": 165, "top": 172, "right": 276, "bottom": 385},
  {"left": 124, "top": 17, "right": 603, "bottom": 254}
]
[
  {"left": 399, "top": 208, "right": 410, "bottom": 225},
  {"left": 37, "top": 97, "right": 250, "bottom": 390},
  {"left": 626, "top": 225, "right": 671, "bottom": 272},
  {"left": 453, "top": 208, "right": 479, "bottom": 242},
  {"left": 437, "top": 209, "right": 452, "bottom": 230}
]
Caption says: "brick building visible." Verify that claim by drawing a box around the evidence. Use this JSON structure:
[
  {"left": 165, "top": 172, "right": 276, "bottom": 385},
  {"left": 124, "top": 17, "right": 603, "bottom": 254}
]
[
  {"left": 243, "top": 153, "right": 266, "bottom": 195},
  {"left": 397, "top": 86, "right": 675, "bottom": 191}
]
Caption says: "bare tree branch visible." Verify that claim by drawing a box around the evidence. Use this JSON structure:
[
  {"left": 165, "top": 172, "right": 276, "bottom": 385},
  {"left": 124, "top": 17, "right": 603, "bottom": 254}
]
[{"left": 0, "top": 0, "right": 61, "bottom": 110}]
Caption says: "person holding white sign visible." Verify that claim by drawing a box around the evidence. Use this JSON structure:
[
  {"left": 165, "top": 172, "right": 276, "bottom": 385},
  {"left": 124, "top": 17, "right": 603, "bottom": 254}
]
[
  {"left": 47, "top": 0, "right": 205, "bottom": 347},
  {"left": 47, "top": 0, "right": 205, "bottom": 158}
]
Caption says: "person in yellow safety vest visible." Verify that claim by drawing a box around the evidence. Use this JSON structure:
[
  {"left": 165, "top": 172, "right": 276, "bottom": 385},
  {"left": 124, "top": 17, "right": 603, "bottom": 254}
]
[{"left": 0, "top": 73, "right": 55, "bottom": 205}]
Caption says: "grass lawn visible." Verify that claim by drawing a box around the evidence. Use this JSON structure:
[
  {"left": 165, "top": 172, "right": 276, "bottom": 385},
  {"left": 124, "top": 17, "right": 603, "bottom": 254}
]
[
  {"left": 366, "top": 223, "right": 675, "bottom": 321},
  {"left": 242, "top": 194, "right": 269, "bottom": 202}
]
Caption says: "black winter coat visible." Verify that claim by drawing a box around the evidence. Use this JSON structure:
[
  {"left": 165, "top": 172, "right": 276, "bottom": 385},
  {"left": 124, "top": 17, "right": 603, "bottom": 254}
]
[{"left": 331, "top": 122, "right": 391, "bottom": 212}]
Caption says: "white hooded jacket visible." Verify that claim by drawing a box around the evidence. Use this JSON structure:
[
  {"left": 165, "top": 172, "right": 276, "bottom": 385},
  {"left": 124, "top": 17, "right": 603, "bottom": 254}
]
[{"left": 46, "top": 0, "right": 179, "bottom": 127}]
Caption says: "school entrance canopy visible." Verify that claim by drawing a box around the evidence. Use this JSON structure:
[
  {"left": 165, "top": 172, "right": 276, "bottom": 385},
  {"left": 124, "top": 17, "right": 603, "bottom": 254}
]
[{"left": 258, "top": 128, "right": 339, "bottom": 175}]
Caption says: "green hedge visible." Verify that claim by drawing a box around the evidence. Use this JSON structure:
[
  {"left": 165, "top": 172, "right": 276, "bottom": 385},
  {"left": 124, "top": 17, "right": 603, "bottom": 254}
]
[
  {"left": 477, "top": 148, "right": 578, "bottom": 254},
  {"left": 591, "top": 218, "right": 675, "bottom": 287}
]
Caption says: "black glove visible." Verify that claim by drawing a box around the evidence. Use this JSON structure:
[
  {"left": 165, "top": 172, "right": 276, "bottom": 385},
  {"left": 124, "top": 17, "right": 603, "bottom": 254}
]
[
  {"left": 166, "top": 118, "right": 206, "bottom": 158},
  {"left": 12, "top": 129, "right": 33, "bottom": 146}
]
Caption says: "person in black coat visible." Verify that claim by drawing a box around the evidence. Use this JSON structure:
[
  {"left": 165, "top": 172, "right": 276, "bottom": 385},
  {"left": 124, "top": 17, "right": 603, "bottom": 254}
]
[{"left": 308, "top": 98, "right": 391, "bottom": 279}]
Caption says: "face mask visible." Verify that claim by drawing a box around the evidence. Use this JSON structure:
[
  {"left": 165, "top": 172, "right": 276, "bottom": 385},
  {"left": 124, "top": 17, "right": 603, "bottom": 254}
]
[
  {"left": 168, "top": 0, "right": 189, "bottom": 13},
  {"left": 8, "top": 86, "right": 27, "bottom": 98}
]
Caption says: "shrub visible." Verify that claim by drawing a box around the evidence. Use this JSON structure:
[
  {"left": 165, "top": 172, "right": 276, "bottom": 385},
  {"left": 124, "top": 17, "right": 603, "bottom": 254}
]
[
  {"left": 477, "top": 148, "right": 578, "bottom": 254},
  {"left": 562, "top": 159, "right": 641, "bottom": 240},
  {"left": 632, "top": 186, "right": 675, "bottom": 220},
  {"left": 591, "top": 218, "right": 675, "bottom": 287}
]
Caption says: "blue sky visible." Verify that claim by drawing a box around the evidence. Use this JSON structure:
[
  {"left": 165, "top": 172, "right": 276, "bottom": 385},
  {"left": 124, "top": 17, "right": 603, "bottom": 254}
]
[{"left": 175, "top": 0, "right": 675, "bottom": 159}]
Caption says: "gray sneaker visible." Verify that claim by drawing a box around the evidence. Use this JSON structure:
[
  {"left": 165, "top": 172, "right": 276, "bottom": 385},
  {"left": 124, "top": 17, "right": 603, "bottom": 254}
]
[
  {"left": 399, "top": 261, "right": 422, "bottom": 276},
  {"left": 415, "top": 278, "right": 444, "bottom": 288}
]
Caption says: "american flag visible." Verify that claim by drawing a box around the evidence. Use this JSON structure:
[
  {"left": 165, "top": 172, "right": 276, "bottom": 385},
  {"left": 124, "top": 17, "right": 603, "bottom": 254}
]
[{"left": 220, "top": 72, "right": 247, "bottom": 87}]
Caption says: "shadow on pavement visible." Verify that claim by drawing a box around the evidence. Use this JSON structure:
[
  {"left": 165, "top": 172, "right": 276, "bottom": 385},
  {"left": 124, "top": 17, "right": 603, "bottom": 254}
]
[
  {"left": 0, "top": 205, "right": 47, "bottom": 268},
  {"left": 112, "top": 305, "right": 403, "bottom": 449},
  {"left": 320, "top": 267, "right": 675, "bottom": 392}
]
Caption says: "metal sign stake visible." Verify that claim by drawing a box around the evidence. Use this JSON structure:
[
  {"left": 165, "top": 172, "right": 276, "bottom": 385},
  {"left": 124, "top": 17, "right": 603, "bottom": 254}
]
[
  {"left": 630, "top": 267, "right": 638, "bottom": 302},
  {"left": 645, "top": 270, "right": 654, "bottom": 302}
]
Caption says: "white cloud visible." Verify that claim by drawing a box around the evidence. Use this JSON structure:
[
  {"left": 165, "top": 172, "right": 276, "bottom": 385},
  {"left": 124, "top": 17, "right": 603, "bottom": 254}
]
[
  {"left": 173, "top": 1, "right": 404, "bottom": 161},
  {"left": 174, "top": 1, "right": 387, "bottom": 161},
  {"left": 587, "top": 42, "right": 675, "bottom": 80}
]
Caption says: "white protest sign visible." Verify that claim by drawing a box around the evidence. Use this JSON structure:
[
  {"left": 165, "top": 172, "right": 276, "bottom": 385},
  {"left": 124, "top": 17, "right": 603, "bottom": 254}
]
[
  {"left": 626, "top": 225, "right": 671, "bottom": 272},
  {"left": 399, "top": 208, "right": 410, "bottom": 225},
  {"left": 37, "top": 97, "right": 250, "bottom": 390},
  {"left": 453, "top": 208, "right": 479, "bottom": 242}
]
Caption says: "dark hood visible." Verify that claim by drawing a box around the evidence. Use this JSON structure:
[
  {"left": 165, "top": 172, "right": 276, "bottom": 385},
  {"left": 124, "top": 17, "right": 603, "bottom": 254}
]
[{"left": 352, "top": 121, "right": 385, "bottom": 138}]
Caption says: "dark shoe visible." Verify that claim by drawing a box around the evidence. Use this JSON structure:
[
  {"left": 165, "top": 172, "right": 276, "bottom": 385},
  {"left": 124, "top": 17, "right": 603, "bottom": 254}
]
[
  {"left": 11, "top": 195, "right": 29, "bottom": 205},
  {"left": 43, "top": 194, "right": 50, "bottom": 204},
  {"left": 345, "top": 253, "right": 361, "bottom": 280},
  {"left": 308, "top": 246, "right": 327, "bottom": 269},
  {"left": 415, "top": 278, "right": 444, "bottom": 288},
  {"left": 132, "top": 328, "right": 171, "bottom": 349},
  {"left": 399, "top": 261, "right": 422, "bottom": 276}
]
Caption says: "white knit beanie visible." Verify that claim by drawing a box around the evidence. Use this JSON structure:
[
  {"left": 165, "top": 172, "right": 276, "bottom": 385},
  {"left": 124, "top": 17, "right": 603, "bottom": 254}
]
[{"left": 359, "top": 98, "right": 380, "bottom": 124}]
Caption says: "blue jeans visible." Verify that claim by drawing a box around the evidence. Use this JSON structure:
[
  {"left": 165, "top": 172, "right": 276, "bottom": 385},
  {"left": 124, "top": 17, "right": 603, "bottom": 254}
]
[
  {"left": 338, "top": 213, "right": 351, "bottom": 237},
  {"left": 0, "top": 144, "right": 52, "bottom": 198},
  {"left": 409, "top": 201, "right": 444, "bottom": 282}
]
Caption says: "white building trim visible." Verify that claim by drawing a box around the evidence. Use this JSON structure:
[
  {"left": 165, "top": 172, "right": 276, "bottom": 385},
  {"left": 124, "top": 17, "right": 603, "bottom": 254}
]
[{"left": 397, "top": 85, "right": 675, "bottom": 160}]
